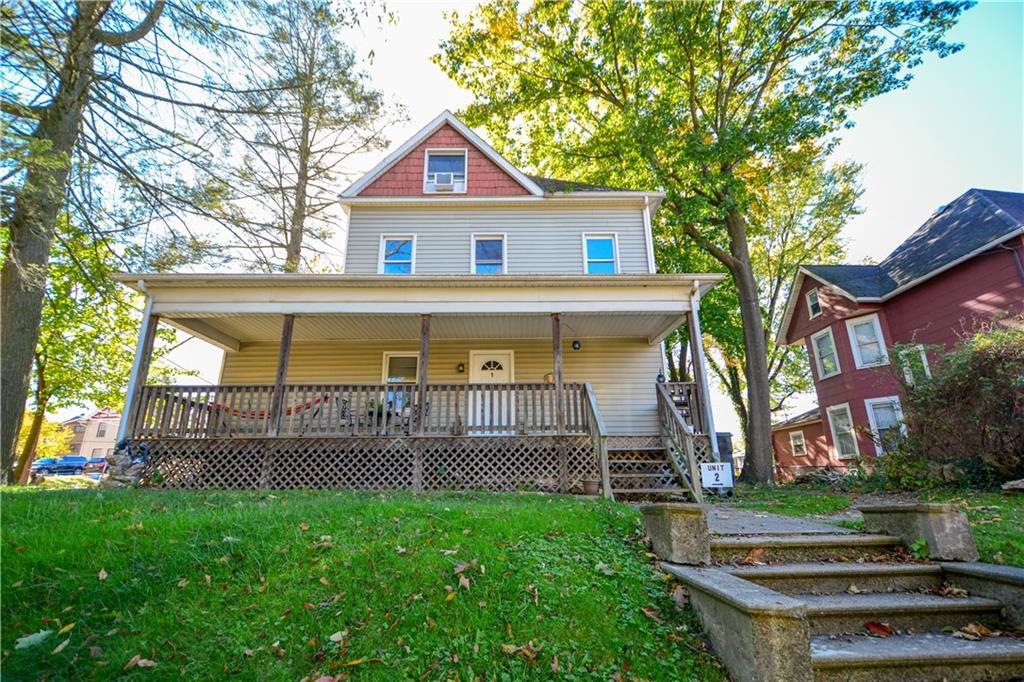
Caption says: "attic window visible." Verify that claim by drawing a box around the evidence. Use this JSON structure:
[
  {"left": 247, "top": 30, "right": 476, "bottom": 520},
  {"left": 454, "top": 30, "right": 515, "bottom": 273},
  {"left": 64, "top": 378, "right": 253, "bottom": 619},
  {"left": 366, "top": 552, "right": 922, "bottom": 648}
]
[
  {"left": 806, "top": 288, "right": 822, "bottom": 318},
  {"left": 424, "top": 150, "right": 467, "bottom": 193}
]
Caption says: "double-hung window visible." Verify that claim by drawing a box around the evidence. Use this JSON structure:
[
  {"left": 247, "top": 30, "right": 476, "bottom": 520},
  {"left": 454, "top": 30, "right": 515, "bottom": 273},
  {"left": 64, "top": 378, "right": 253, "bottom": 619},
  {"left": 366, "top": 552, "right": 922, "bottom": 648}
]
[
  {"left": 379, "top": 236, "right": 415, "bottom": 274},
  {"left": 806, "top": 288, "right": 822, "bottom": 318},
  {"left": 472, "top": 234, "right": 506, "bottom": 274},
  {"left": 826, "top": 403, "right": 859, "bottom": 459},
  {"left": 96, "top": 423, "right": 107, "bottom": 438},
  {"left": 424, "top": 150, "right": 467, "bottom": 193},
  {"left": 865, "top": 396, "right": 904, "bottom": 455},
  {"left": 382, "top": 353, "right": 418, "bottom": 411},
  {"left": 583, "top": 233, "right": 618, "bottom": 274},
  {"left": 789, "top": 431, "right": 807, "bottom": 456},
  {"left": 846, "top": 313, "right": 888, "bottom": 368},
  {"left": 810, "top": 328, "right": 841, "bottom": 379}
]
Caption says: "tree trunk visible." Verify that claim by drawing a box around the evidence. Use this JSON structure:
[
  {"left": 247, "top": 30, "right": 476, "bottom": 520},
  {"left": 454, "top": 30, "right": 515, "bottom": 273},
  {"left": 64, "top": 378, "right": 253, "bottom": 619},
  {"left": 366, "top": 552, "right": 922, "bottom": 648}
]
[
  {"left": 0, "top": 5, "right": 105, "bottom": 480},
  {"left": 725, "top": 211, "right": 774, "bottom": 484},
  {"left": 283, "top": 81, "right": 314, "bottom": 274}
]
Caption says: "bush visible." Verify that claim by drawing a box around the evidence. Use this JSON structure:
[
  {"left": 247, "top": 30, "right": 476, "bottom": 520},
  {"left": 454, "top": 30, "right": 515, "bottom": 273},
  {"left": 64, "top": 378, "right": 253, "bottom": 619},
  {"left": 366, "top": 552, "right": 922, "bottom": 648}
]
[{"left": 888, "top": 320, "right": 1024, "bottom": 488}]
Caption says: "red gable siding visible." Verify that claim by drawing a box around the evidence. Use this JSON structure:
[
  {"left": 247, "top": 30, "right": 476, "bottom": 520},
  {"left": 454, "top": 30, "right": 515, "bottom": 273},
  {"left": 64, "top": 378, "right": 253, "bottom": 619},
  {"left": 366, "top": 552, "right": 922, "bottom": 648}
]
[
  {"left": 785, "top": 273, "right": 881, "bottom": 344},
  {"left": 358, "top": 123, "right": 531, "bottom": 197}
]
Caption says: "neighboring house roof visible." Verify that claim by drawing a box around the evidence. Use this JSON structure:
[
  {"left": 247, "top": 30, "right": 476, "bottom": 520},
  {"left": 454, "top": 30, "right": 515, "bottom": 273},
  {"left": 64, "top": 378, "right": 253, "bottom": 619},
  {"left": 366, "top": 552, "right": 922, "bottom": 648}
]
[
  {"left": 526, "top": 175, "right": 636, "bottom": 194},
  {"left": 779, "top": 188, "right": 1024, "bottom": 343},
  {"left": 771, "top": 408, "right": 822, "bottom": 431},
  {"left": 61, "top": 408, "right": 120, "bottom": 426}
]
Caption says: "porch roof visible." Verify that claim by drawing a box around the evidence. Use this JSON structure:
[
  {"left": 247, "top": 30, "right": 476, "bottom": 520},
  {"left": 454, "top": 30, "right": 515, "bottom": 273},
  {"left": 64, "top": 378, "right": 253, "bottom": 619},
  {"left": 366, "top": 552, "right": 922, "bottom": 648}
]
[{"left": 114, "top": 273, "right": 725, "bottom": 351}]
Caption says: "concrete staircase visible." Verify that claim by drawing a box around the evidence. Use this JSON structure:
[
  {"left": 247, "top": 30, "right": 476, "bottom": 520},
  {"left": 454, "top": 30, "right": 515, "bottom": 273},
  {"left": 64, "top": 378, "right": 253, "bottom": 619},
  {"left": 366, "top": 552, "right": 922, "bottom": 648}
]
[
  {"left": 607, "top": 444, "right": 689, "bottom": 498},
  {"left": 651, "top": 511, "right": 1024, "bottom": 682}
]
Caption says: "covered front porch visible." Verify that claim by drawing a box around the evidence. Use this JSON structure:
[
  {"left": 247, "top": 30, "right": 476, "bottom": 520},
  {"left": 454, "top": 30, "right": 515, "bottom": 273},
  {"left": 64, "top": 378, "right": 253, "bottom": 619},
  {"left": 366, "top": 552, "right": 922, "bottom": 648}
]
[{"left": 115, "top": 274, "right": 723, "bottom": 499}]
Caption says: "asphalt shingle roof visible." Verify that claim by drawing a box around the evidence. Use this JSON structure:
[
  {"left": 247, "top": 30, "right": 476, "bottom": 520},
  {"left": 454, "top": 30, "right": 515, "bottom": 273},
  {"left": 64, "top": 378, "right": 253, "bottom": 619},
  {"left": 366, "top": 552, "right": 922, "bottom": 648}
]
[
  {"left": 527, "top": 175, "right": 636, "bottom": 193},
  {"left": 771, "top": 408, "right": 822, "bottom": 430},
  {"left": 803, "top": 189, "right": 1024, "bottom": 299}
]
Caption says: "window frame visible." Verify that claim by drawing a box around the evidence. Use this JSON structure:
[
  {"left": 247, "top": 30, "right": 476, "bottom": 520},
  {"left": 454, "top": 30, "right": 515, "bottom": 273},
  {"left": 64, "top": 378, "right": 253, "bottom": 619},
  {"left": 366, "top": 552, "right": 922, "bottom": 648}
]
[
  {"left": 377, "top": 235, "right": 417, "bottom": 275},
  {"left": 825, "top": 403, "right": 860, "bottom": 459},
  {"left": 789, "top": 430, "right": 807, "bottom": 457},
  {"left": 845, "top": 313, "right": 889, "bottom": 369},
  {"left": 470, "top": 233, "right": 507, "bottom": 274},
  {"left": 381, "top": 352, "right": 419, "bottom": 384},
  {"left": 96, "top": 422, "right": 107, "bottom": 438},
  {"left": 581, "top": 232, "right": 620, "bottom": 274},
  {"left": 806, "top": 288, "right": 822, "bottom": 319},
  {"left": 422, "top": 148, "right": 468, "bottom": 194},
  {"left": 810, "top": 327, "right": 842, "bottom": 379},
  {"left": 864, "top": 395, "right": 905, "bottom": 456},
  {"left": 899, "top": 344, "right": 932, "bottom": 385}
]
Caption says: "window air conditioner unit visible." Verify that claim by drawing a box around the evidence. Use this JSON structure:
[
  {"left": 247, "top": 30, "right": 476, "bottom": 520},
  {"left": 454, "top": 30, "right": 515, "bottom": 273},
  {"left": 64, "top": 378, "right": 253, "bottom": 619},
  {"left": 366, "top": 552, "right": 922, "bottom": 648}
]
[{"left": 433, "top": 172, "right": 454, "bottom": 191}]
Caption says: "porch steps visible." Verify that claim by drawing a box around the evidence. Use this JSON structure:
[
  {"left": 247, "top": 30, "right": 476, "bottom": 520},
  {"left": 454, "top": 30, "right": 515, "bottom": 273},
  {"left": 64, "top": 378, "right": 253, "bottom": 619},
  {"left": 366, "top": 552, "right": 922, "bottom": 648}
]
[
  {"left": 606, "top": 446, "right": 690, "bottom": 499},
  {"left": 723, "top": 561, "right": 944, "bottom": 594},
  {"left": 710, "top": 532, "right": 903, "bottom": 564}
]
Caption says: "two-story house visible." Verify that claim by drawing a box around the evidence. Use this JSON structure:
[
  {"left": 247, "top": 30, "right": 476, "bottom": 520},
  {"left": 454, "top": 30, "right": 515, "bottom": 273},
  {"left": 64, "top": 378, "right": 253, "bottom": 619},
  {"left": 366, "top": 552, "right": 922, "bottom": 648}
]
[
  {"left": 63, "top": 408, "right": 121, "bottom": 457},
  {"left": 113, "top": 111, "right": 724, "bottom": 500},
  {"left": 772, "top": 188, "right": 1024, "bottom": 480}
]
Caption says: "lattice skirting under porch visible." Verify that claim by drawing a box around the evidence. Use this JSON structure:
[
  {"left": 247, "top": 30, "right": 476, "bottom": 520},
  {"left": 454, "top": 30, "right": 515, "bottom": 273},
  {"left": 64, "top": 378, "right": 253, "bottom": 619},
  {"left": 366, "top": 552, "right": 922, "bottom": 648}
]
[{"left": 136, "top": 436, "right": 597, "bottom": 493}]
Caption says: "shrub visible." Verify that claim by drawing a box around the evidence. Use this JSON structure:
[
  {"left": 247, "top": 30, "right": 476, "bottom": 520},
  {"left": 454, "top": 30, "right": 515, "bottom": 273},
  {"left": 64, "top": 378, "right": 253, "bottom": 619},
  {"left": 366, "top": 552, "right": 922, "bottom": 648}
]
[{"left": 889, "top": 320, "right": 1024, "bottom": 487}]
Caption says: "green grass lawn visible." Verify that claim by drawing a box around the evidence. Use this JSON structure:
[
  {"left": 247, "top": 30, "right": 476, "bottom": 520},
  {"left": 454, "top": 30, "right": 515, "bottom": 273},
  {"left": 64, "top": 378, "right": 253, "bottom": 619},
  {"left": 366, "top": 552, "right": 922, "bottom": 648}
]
[
  {"left": 1, "top": 488, "right": 725, "bottom": 681},
  {"left": 727, "top": 484, "right": 1023, "bottom": 567}
]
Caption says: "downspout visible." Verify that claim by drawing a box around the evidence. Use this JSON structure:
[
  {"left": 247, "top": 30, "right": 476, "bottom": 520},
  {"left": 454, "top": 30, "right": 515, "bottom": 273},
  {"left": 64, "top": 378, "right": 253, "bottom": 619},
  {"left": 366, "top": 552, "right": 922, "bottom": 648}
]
[
  {"left": 116, "top": 280, "right": 151, "bottom": 443},
  {"left": 999, "top": 239, "right": 1024, "bottom": 285}
]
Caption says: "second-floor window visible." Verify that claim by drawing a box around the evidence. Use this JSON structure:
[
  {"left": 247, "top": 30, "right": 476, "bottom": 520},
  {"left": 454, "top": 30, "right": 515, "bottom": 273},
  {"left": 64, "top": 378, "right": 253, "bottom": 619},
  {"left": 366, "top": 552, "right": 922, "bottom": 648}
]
[
  {"left": 584, "top": 233, "right": 618, "bottom": 274},
  {"left": 789, "top": 431, "right": 807, "bottom": 456},
  {"left": 806, "top": 288, "right": 822, "bottom": 318},
  {"left": 379, "top": 236, "right": 415, "bottom": 274},
  {"left": 845, "top": 313, "right": 888, "bottom": 368},
  {"left": 96, "top": 423, "right": 107, "bottom": 438},
  {"left": 472, "top": 234, "right": 505, "bottom": 274},
  {"left": 810, "top": 327, "right": 841, "bottom": 379},
  {"left": 424, "top": 150, "right": 467, "bottom": 193}
]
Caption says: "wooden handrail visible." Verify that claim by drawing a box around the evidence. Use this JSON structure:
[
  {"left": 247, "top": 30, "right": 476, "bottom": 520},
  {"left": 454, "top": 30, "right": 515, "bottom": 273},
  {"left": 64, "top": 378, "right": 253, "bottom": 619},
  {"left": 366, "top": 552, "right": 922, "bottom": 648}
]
[
  {"left": 656, "top": 383, "right": 704, "bottom": 504},
  {"left": 583, "top": 383, "right": 613, "bottom": 500}
]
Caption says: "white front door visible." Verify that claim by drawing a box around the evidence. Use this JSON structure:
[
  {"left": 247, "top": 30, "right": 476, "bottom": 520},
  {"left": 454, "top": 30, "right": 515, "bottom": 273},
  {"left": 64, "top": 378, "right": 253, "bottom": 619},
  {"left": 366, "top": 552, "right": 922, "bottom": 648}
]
[{"left": 468, "top": 351, "right": 514, "bottom": 434}]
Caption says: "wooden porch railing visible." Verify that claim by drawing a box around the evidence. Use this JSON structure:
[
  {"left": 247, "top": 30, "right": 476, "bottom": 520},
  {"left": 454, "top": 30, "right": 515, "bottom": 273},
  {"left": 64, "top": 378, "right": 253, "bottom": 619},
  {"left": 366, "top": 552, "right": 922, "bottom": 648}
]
[
  {"left": 663, "top": 381, "right": 704, "bottom": 434},
  {"left": 582, "top": 383, "right": 613, "bottom": 500},
  {"left": 656, "top": 382, "right": 704, "bottom": 503},
  {"left": 130, "top": 382, "right": 589, "bottom": 440}
]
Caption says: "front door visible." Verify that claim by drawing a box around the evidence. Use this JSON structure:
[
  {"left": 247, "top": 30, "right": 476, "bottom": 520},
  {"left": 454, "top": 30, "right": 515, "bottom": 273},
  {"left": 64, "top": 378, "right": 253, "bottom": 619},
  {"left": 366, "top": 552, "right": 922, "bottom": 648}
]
[{"left": 468, "top": 351, "right": 514, "bottom": 434}]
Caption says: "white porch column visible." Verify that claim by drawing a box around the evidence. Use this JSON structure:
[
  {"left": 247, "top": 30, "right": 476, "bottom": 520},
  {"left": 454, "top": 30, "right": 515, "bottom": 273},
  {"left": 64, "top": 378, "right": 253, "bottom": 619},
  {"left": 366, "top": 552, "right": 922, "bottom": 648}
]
[
  {"left": 687, "top": 281, "right": 719, "bottom": 456},
  {"left": 117, "top": 295, "right": 159, "bottom": 442}
]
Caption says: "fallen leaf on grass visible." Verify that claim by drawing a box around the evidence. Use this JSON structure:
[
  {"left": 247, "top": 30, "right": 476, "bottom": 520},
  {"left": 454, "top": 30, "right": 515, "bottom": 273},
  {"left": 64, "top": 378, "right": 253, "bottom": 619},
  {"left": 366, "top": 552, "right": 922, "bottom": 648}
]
[
  {"left": 671, "top": 585, "right": 689, "bottom": 610},
  {"left": 89, "top": 646, "right": 103, "bottom": 658},
  {"left": 124, "top": 655, "right": 158, "bottom": 670},
  {"left": 14, "top": 630, "right": 52, "bottom": 649},
  {"left": 329, "top": 631, "right": 347, "bottom": 643},
  {"left": 57, "top": 622, "right": 76, "bottom": 635},
  {"left": 642, "top": 607, "right": 665, "bottom": 623},
  {"left": 345, "top": 658, "right": 384, "bottom": 666},
  {"left": 177, "top": 578, "right": 189, "bottom": 588},
  {"left": 51, "top": 637, "right": 71, "bottom": 655},
  {"left": 865, "top": 621, "right": 894, "bottom": 637},
  {"left": 458, "top": 575, "right": 471, "bottom": 590},
  {"left": 242, "top": 648, "right": 254, "bottom": 657},
  {"left": 300, "top": 523, "right": 310, "bottom": 531},
  {"left": 98, "top": 569, "right": 108, "bottom": 581},
  {"left": 500, "top": 641, "right": 541, "bottom": 662},
  {"left": 595, "top": 562, "right": 617, "bottom": 576}
]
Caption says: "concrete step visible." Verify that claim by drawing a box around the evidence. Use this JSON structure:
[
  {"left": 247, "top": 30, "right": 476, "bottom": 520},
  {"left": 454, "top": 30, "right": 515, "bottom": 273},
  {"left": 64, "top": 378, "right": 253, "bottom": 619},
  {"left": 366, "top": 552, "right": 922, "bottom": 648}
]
[
  {"left": 802, "top": 591, "right": 1004, "bottom": 635},
  {"left": 612, "top": 487, "right": 688, "bottom": 497},
  {"left": 722, "top": 562, "right": 944, "bottom": 595},
  {"left": 711, "top": 533, "right": 902, "bottom": 564},
  {"left": 811, "top": 631, "right": 1024, "bottom": 682}
]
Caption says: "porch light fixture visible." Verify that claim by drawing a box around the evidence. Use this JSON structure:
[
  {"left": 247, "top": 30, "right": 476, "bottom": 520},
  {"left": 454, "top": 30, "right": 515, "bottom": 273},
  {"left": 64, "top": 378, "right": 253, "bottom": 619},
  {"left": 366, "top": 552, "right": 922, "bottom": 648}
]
[
  {"left": 457, "top": 362, "right": 465, "bottom": 373},
  {"left": 657, "top": 373, "right": 667, "bottom": 383},
  {"left": 571, "top": 339, "right": 581, "bottom": 351}
]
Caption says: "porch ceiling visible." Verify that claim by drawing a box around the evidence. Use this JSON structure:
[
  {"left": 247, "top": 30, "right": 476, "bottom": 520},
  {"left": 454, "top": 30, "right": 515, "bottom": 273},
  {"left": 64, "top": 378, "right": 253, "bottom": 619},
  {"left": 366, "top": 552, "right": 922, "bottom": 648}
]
[{"left": 162, "top": 311, "right": 688, "bottom": 347}]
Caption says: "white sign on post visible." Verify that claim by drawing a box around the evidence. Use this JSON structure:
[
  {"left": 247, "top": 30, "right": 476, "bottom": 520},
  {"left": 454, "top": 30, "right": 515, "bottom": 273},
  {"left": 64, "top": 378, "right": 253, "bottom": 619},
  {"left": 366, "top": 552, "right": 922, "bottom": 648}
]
[{"left": 700, "top": 462, "right": 734, "bottom": 489}]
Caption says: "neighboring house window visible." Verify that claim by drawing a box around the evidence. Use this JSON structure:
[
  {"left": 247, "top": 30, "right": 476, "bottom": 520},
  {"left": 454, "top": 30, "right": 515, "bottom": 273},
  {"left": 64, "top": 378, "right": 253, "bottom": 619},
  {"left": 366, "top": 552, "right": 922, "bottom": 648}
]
[
  {"left": 810, "top": 327, "right": 841, "bottom": 379},
  {"left": 379, "top": 236, "right": 415, "bottom": 274},
  {"left": 897, "top": 344, "right": 931, "bottom": 385},
  {"left": 806, "top": 288, "right": 822, "bottom": 318},
  {"left": 845, "top": 313, "right": 888, "bottom": 368},
  {"left": 91, "top": 448, "right": 104, "bottom": 456},
  {"left": 789, "top": 431, "right": 807, "bottom": 456},
  {"left": 423, "top": 149, "right": 467, "bottom": 193},
  {"left": 471, "top": 234, "right": 506, "bottom": 274},
  {"left": 865, "top": 396, "right": 904, "bottom": 455},
  {"left": 96, "top": 423, "right": 107, "bottom": 438},
  {"left": 583, "top": 233, "right": 618, "bottom": 274},
  {"left": 826, "top": 403, "right": 859, "bottom": 459},
  {"left": 74, "top": 424, "right": 86, "bottom": 434}
]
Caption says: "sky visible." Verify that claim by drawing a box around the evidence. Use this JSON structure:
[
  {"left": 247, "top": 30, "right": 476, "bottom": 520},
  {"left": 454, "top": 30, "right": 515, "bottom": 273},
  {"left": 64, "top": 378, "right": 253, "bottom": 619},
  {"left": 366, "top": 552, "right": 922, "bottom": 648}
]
[{"left": 77, "top": 1, "right": 1024, "bottom": 442}]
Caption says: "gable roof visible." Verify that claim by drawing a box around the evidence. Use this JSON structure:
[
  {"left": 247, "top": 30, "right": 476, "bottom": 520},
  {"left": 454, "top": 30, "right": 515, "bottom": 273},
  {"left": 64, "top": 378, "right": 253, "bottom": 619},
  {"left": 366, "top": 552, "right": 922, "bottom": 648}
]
[
  {"left": 341, "top": 111, "right": 544, "bottom": 198},
  {"left": 779, "top": 188, "right": 1024, "bottom": 343},
  {"left": 771, "top": 407, "right": 822, "bottom": 431}
]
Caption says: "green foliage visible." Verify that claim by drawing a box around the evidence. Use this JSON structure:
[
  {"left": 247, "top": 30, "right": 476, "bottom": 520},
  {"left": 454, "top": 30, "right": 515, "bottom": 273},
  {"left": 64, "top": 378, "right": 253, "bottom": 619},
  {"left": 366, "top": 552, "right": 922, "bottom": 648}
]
[
  {"left": 909, "top": 538, "right": 930, "bottom": 561},
  {"left": 889, "top": 321, "right": 1024, "bottom": 485},
  {"left": 0, "top": 489, "right": 725, "bottom": 680},
  {"left": 731, "top": 483, "right": 851, "bottom": 517},
  {"left": 15, "top": 411, "right": 71, "bottom": 459}
]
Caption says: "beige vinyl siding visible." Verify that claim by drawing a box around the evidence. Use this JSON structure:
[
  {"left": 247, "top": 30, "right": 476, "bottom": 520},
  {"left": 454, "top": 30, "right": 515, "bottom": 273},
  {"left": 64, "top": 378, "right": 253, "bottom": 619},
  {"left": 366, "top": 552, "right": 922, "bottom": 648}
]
[
  {"left": 220, "top": 337, "right": 662, "bottom": 434},
  {"left": 344, "top": 205, "right": 651, "bottom": 275}
]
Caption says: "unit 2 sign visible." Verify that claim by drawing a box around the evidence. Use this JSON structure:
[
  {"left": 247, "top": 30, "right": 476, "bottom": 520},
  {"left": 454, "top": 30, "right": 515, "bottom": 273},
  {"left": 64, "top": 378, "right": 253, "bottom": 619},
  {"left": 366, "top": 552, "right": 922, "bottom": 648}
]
[{"left": 700, "top": 462, "right": 733, "bottom": 489}]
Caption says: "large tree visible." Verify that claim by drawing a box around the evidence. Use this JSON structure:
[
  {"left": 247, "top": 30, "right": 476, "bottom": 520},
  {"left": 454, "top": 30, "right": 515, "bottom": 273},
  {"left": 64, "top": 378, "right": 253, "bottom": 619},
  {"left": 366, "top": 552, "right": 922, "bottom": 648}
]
[
  {"left": 11, "top": 222, "right": 180, "bottom": 483},
  {"left": 1, "top": 0, "right": 248, "bottom": 477},
  {"left": 437, "top": 0, "right": 969, "bottom": 481},
  {"left": 212, "top": 0, "right": 396, "bottom": 272}
]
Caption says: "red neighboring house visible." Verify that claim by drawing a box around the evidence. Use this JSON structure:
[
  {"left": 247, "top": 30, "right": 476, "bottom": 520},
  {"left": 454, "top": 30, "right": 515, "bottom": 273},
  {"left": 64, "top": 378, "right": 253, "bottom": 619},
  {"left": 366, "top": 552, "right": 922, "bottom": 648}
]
[{"left": 773, "top": 188, "right": 1024, "bottom": 481}]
